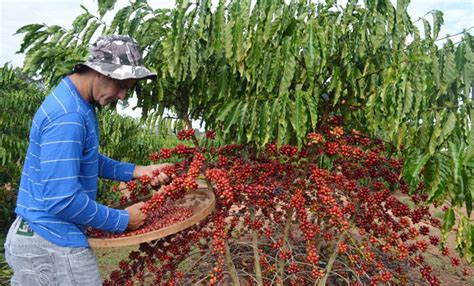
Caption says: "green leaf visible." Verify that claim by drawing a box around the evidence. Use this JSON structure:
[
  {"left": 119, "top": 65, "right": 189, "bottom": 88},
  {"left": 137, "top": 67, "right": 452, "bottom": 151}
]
[
  {"left": 416, "top": 119, "right": 432, "bottom": 148},
  {"left": 108, "top": 6, "right": 132, "bottom": 34},
  {"left": 223, "top": 101, "right": 243, "bottom": 135},
  {"left": 428, "top": 119, "right": 442, "bottom": 155},
  {"left": 268, "top": 97, "right": 280, "bottom": 142},
  {"left": 469, "top": 225, "right": 474, "bottom": 263},
  {"left": 247, "top": 100, "right": 258, "bottom": 142},
  {"left": 71, "top": 13, "right": 93, "bottom": 34},
  {"left": 188, "top": 39, "right": 198, "bottom": 80},
  {"left": 432, "top": 10, "right": 444, "bottom": 40},
  {"left": 432, "top": 53, "right": 441, "bottom": 87},
  {"left": 293, "top": 92, "right": 307, "bottom": 147},
  {"left": 276, "top": 93, "right": 289, "bottom": 146},
  {"left": 98, "top": 0, "right": 117, "bottom": 18},
  {"left": 278, "top": 53, "right": 295, "bottom": 96},
  {"left": 425, "top": 159, "right": 448, "bottom": 203},
  {"left": 442, "top": 208, "right": 455, "bottom": 238},
  {"left": 464, "top": 128, "right": 474, "bottom": 167},
  {"left": 82, "top": 20, "right": 101, "bottom": 44},
  {"left": 305, "top": 89, "right": 318, "bottom": 130},
  {"left": 443, "top": 51, "right": 457, "bottom": 85},
  {"left": 278, "top": 37, "right": 296, "bottom": 95},
  {"left": 259, "top": 101, "right": 271, "bottom": 147},
  {"left": 237, "top": 102, "right": 249, "bottom": 142},
  {"left": 422, "top": 19, "right": 431, "bottom": 39},
  {"left": 462, "top": 170, "right": 473, "bottom": 217},
  {"left": 402, "top": 81, "right": 413, "bottom": 116},
  {"left": 439, "top": 112, "right": 457, "bottom": 143},
  {"left": 396, "top": 122, "right": 407, "bottom": 150},
  {"left": 14, "top": 23, "right": 44, "bottom": 35},
  {"left": 404, "top": 153, "right": 430, "bottom": 186},
  {"left": 223, "top": 20, "right": 234, "bottom": 60},
  {"left": 16, "top": 24, "right": 46, "bottom": 53},
  {"left": 448, "top": 141, "right": 462, "bottom": 184},
  {"left": 216, "top": 100, "right": 237, "bottom": 122}
]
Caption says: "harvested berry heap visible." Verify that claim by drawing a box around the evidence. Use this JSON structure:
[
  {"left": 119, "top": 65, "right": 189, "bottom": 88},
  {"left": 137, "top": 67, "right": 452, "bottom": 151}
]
[{"left": 87, "top": 202, "right": 193, "bottom": 239}]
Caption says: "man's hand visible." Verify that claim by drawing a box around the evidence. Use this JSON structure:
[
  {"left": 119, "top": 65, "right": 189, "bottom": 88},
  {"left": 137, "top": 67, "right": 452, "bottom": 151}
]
[
  {"left": 133, "top": 163, "right": 174, "bottom": 186},
  {"left": 125, "top": 202, "right": 147, "bottom": 230}
]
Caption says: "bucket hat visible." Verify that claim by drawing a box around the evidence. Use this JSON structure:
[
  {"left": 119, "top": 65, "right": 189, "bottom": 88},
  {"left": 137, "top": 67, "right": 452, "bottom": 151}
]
[{"left": 74, "top": 35, "right": 156, "bottom": 80}]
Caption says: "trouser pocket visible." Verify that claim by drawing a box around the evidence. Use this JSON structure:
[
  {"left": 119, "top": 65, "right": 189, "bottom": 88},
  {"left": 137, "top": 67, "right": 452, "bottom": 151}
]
[{"left": 6, "top": 246, "right": 57, "bottom": 286}]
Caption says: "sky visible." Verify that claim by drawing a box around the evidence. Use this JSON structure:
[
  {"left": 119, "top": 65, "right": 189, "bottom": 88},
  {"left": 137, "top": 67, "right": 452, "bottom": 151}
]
[{"left": 0, "top": 0, "right": 473, "bottom": 117}]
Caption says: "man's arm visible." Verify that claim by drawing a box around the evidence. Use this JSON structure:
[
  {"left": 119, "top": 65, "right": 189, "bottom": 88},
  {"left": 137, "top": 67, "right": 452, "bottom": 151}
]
[
  {"left": 40, "top": 113, "right": 128, "bottom": 233},
  {"left": 98, "top": 154, "right": 135, "bottom": 181},
  {"left": 99, "top": 153, "right": 173, "bottom": 185}
]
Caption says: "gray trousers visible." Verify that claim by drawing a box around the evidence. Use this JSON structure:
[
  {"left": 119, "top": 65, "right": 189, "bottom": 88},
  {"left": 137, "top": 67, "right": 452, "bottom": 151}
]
[{"left": 4, "top": 216, "right": 102, "bottom": 286}]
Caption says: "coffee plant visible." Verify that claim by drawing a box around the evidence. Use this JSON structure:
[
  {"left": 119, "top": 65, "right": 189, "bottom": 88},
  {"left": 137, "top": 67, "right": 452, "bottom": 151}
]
[
  {"left": 98, "top": 119, "right": 470, "bottom": 285},
  {"left": 0, "top": 64, "right": 46, "bottom": 228}
]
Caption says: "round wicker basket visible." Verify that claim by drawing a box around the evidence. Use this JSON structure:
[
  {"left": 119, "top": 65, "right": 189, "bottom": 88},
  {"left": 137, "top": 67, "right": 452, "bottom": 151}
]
[{"left": 88, "top": 189, "right": 215, "bottom": 248}]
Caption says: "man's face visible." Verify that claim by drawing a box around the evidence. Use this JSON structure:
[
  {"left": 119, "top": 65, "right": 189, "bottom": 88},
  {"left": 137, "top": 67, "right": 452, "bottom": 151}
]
[{"left": 93, "top": 74, "right": 137, "bottom": 106}]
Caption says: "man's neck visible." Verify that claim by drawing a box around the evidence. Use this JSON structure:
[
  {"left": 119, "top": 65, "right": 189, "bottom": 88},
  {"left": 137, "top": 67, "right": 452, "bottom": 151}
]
[{"left": 69, "top": 73, "right": 93, "bottom": 103}]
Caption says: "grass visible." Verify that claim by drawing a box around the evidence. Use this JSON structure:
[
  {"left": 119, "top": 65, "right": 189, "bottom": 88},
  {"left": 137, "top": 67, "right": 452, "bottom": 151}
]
[
  {"left": 95, "top": 245, "right": 138, "bottom": 279},
  {"left": 433, "top": 209, "right": 445, "bottom": 220},
  {"left": 398, "top": 196, "right": 416, "bottom": 209},
  {"left": 95, "top": 244, "right": 212, "bottom": 284}
]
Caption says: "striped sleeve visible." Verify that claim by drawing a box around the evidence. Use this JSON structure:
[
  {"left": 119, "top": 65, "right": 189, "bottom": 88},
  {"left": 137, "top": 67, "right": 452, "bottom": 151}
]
[
  {"left": 98, "top": 154, "right": 135, "bottom": 181},
  {"left": 40, "top": 113, "right": 129, "bottom": 233}
]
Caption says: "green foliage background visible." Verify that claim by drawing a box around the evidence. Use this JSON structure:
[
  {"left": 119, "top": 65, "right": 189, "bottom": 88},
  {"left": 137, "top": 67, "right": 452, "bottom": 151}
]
[{"left": 0, "top": 64, "right": 43, "bottom": 229}]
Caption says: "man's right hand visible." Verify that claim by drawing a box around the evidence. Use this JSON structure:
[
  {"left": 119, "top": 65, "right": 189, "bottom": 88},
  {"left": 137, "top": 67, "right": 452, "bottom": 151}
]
[{"left": 125, "top": 202, "right": 147, "bottom": 230}]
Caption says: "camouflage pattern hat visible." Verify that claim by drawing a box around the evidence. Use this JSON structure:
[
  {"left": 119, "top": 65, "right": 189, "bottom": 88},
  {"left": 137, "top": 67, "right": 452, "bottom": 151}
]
[{"left": 74, "top": 35, "right": 156, "bottom": 80}]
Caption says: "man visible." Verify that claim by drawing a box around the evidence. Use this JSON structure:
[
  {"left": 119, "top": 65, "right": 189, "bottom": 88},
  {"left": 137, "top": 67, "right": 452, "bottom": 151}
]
[{"left": 4, "top": 35, "right": 169, "bottom": 285}]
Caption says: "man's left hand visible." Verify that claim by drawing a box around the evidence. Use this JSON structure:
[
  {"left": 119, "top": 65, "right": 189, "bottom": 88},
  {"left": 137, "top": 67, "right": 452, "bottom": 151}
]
[{"left": 133, "top": 163, "right": 174, "bottom": 186}]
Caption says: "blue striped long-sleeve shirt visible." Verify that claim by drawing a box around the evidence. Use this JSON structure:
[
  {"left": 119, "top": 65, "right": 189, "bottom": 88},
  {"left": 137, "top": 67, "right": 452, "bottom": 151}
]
[{"left": 15, "top": 76, "right": 135, "bottom": 247}]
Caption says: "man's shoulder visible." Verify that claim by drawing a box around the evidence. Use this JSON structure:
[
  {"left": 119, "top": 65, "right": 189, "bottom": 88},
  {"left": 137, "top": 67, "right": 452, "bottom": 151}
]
[
  {"left": 33, "top": 79, "right": 95, "bottom": 130},
  {"left": 48, "top": 82, "right": 83, "bottom": 111},
  {"left": 41, "top": 86, "right": 91, "bottom": 117},
  {"left": 35, "top": 97, "right": 90, "bottom": 130}
]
